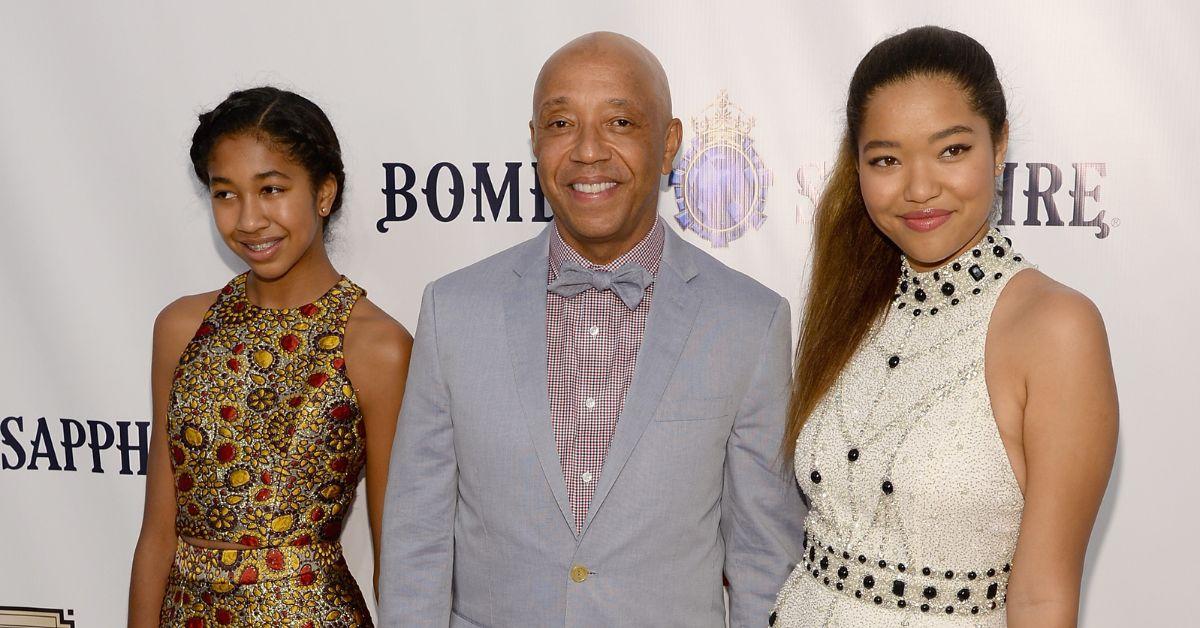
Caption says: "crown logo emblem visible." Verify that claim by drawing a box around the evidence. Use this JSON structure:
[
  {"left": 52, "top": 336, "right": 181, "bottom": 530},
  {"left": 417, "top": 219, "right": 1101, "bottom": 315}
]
[{"left": 670, "top": 91, "right": 771, "bottom": 247}]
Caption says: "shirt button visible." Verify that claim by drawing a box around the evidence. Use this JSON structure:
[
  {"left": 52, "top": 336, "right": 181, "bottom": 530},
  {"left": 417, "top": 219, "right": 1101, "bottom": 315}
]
[
  {"left": 585, "top": 397, "right": 596, "bottom": 409},
  {"left": 571, "top": 564, "right": 589, "bottom": 583},
  {"left": 589, "top": 325, "right": 599, "bottom": 337},
  {"left": 581, "top": 471, "right": 593, "bottom": 484}
]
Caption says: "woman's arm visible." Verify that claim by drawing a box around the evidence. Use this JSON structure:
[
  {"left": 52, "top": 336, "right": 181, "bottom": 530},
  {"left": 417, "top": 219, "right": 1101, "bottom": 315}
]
[
  {"left": 1004, "top": 282, "right": 1118, "bottom": 627},
  {"left": 344, "top": 297, "right": 413, "bottom": 600},
  {"left": 128, "top": 294, "right": 214, "bottom": 626}
]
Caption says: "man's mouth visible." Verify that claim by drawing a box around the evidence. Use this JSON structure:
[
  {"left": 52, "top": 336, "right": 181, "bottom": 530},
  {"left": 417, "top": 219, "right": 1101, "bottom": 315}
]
[{"left": 570, "top": 182, "right": 617, "bottom": 194}]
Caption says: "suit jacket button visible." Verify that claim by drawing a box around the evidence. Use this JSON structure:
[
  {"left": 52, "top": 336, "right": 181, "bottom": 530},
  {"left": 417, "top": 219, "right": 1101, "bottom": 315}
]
[{"left": 570, "top": 565, "right": 589, "bottom": 583}]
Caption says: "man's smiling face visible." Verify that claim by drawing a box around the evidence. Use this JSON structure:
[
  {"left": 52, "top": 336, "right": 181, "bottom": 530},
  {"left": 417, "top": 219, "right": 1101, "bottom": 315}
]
[{"left": 530, "top": 32, "right": 681, "bottom": 264}]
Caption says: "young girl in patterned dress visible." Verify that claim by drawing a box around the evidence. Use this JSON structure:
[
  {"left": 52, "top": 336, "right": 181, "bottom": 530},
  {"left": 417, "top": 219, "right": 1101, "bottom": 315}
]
[{"left": 129, "top": 86, "right": 411, "bottom": 626}]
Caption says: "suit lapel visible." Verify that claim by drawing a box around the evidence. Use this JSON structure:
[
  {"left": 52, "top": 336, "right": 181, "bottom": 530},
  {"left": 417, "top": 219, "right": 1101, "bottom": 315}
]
[
  {"left": 503, "top": 228, "right": 575, "bottom": 534},
  {"left": 580, "top": 227, "right": 702, "bottom": 536}
]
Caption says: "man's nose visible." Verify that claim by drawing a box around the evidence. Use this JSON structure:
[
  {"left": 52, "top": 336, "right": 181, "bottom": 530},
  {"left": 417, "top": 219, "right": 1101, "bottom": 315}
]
[{"left": 569, "top": 124, "right": 610, "bottom": 164}]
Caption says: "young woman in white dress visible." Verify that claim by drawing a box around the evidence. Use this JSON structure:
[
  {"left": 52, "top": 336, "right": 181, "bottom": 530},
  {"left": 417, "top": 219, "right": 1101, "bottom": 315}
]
[{"left": 772, "top": 26, "right": 1117, "bottom": 627}]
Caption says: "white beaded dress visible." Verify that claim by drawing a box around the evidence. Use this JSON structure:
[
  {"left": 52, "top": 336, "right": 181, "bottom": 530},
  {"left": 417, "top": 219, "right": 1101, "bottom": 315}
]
[{"left": 773, "top": 229, "right": 1033, "bottom": 627}]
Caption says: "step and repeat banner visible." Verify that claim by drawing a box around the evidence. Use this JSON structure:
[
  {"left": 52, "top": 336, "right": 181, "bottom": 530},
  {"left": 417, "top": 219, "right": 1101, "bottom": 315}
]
[{"left": 1, "top": 0, "right": 1195, "bottom": 625}]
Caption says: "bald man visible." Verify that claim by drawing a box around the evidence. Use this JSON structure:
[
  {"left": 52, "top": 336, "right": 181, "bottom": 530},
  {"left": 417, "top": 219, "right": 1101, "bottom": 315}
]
[{"left": 380, "top": 32, "right": 804, "bottom": 626}]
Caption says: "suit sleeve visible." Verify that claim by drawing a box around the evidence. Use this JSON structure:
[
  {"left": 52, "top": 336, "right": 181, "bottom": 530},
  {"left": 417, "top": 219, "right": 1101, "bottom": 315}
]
[
  {"left": 721, "top": 295, "right": 806, "bottom": 626},
  {"left": 379, "top": 282, "right": 456, "bottom": 626}
]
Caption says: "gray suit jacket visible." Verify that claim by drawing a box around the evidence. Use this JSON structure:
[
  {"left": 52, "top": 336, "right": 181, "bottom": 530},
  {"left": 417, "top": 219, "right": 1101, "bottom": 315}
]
[{"left": 379, "top": 225, "right": 804, "bottom": 627}]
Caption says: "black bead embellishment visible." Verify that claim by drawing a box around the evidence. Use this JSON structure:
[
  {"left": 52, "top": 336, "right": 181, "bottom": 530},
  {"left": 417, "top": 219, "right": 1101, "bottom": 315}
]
[
  {"left": 914, "top": 288, "right": 927, "bottom": 302},
  {"left": 878, "top": 560, "right": 887, "bottom": 568},
  {"left": 986, "top": 568, "right": 996, "bottom": 577},
  {"left": 994, "top": 272, "right": 1003, "bottom": 280},
  {"left": 945, "top": 606, "right": 954, "bottom": 614},
  {"left": 967, "top": 572, "right": 977, "bottom": 580},
  {"left": 873, "top": 596, "right": 883, "bottom": 605},
  {"left": 972, "top": 606, "right": 980, "bottom": 614},
  {"left": 838, "top": 566, "right": 849, "bottom": 579},
  {"left": 855, "top": 590, "right": 862, "bottom": 598},
  {"left": 930, "top": 308, "right": 939, "bottom": 315},
  {"left": 858, "top": 555, "right": 867, "bottom": 564},
  {"left": 972, "top": 249, "right": 982, "bottom": 257},
  {"left": 888, "top": 355, "right": 900, "bottom": 368},
  {"left": 900, "top": 281, "right": 909, "bottom": 293},
  {"left": 898, "top": 600, "right": 907, "bottom": 608},
  {"left": 993, "top": 246, "right": 1005, "bottom": 257},
  {"left": 987, "top": 583, "right": 998, "bottom": 599},
  {"left": 1014, "top": 256, "right": 1023, "bottom": 262},
  {"left": 951, "top": 298, "right": 960, "bottom": 306},
  {"left": 952, "top": 262, "right": 962, "bottom": 271},
  {"left": 820, "top": 556, "right": 829, "bottom": 570},
  {"left": 836, "top": 582, "right": 844, "bottom": 591},
  {"left": 881, "top": 480, "right": 894, "bottom": 494},
  {"left": 920, "top": 604, "right": 930, "bottom": 612},
  {"left": 972, "top": 288, "right": 981, "bottom": 295},
  {"left": 893, "top": 580, "right": 906, "bottom": 596},
  {"left": 922, "top": 567, "right": 931, "bottom": 576},
  {"left": 987, "top": 235, "right": 995, "bottom": 243},
  {"left": 863, "top": 575, "right": 875, "bottom": 588},
  {"left": 842, "top": 551, "right": 850, "bottom": 559},
  {"left": 769, "top": 611, "right": 777, "bottom": 626},
  {"left": 923, "top": 586, "right": 938, "bottom": 599},
  {"left": 941, "top": 282, "right": 955, "bottom": 296},
  {"left": 1003, "top": 563, "right": 1011, "bottom": 573},
  {"left": 897, "top": 302, "right": 906, "bottom": 309},
  {"left": 945, "top": 570, "right": 954, "bottom": 579},
  {"left": 912, "top": 309, "right": 922, "bottom": 317},
  {"left": 958, "top": 588, "right": 971, "bottom": 601},
  {"left": 897, "top": 563, "right": 906, "bottom": 572},
  {"left": 969, "top": 264, "right": 985, "bottom": 281},
  {"left": 847, "top": 448, "right": 860, "bottom": 462},
  {"left": 810, "top": 470, "right": 821, "bottom": 484}
]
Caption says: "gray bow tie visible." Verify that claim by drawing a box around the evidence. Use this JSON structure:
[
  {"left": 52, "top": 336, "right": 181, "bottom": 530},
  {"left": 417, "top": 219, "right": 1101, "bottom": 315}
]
[{"left": 548, "top": 260, "right": 654, "bottom": 310}]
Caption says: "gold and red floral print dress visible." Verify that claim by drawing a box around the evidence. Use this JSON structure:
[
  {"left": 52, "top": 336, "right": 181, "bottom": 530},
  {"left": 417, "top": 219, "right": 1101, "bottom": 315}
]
[{"left": 160, "top": 273, "right": 373, "bottom": 627}]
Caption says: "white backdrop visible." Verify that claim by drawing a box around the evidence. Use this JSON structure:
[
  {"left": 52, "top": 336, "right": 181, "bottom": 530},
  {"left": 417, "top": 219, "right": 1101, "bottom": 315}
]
[{"left": 1, "top": 1, "right": 1196, "bottom": 625}]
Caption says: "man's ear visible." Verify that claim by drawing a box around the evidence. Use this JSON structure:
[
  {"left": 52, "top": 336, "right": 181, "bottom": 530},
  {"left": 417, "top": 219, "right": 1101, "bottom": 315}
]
[{"left": 661, "top": 118, "right": 683, "bottom": 175}]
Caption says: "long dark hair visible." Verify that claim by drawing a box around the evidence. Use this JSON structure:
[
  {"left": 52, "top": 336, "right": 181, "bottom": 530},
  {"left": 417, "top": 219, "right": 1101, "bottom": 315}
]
[
  {"left": 783, "top": 26, "right": 1009, "bottom": 462},
  {"left": 189, "top": 86, "right": 346, "bottom": 232}
]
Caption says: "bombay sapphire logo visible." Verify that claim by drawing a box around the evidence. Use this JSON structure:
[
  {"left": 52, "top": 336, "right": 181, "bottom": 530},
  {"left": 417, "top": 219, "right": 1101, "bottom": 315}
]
[{"left": 669, "top": 91, "right": 771, "bottom": 247}]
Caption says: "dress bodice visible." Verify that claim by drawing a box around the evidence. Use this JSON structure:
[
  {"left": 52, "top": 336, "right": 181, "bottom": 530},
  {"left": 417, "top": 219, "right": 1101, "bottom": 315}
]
[
  {"left": 167, "top": 273, "right": 366, "bottom": 548},
  {"left": 775, "top": 230, "right": 1033, "bottom": 627}
]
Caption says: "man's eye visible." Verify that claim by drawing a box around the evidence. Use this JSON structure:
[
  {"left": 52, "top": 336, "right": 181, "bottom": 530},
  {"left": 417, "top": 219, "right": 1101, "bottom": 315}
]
[
  {"left": 548, "top": 119, "right": 569, "bottom": 129},
  {"left": 212, "top": 190, "right": 234, "bottom": 200},
  {"left": 262, "top": 186, "right": 284, "bottom": 194},
  {"left": 613, "top": 118, "right": 632, "bottom": 127}
]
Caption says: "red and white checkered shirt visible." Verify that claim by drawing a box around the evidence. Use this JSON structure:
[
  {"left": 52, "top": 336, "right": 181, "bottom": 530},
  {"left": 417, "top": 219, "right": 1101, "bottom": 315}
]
[{"left": 547, "top": 218, "right": 665, "bottom": 532}]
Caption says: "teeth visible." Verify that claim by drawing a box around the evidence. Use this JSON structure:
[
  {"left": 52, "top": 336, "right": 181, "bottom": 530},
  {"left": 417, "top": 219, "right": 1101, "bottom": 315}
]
[
  {"left": 572, "top": 182, "right": 616, "bottom": 194},
  {"left": 247, "top": 241, "right": 278, "bottom": 252}
]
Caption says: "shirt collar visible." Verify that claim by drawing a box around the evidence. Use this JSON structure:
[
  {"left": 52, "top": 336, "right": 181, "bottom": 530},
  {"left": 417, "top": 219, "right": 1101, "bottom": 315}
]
[{"left": 549, "top": 216, "right": 665, "bottom": 281}]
